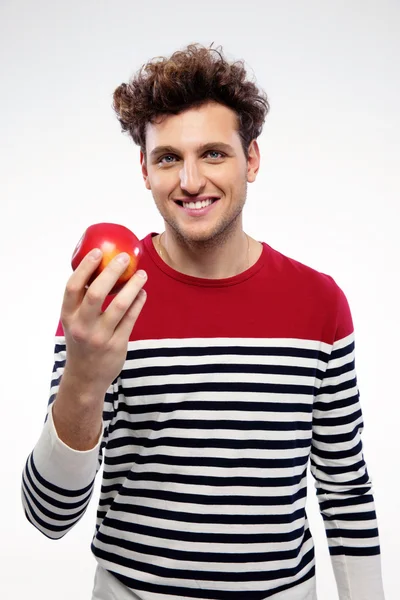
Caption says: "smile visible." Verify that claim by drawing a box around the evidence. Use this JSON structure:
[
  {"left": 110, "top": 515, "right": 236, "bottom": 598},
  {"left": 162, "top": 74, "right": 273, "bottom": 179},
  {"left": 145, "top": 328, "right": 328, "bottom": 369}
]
[
  {"left": 182, "top": 198, "right": 215, "bottom": 209},
  {"left": 176, "top": 198, "right": 220, "bottom": 216}
]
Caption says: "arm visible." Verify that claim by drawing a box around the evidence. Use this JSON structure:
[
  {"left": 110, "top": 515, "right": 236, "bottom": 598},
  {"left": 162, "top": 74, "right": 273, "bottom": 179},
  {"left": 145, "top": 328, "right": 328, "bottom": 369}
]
[
  {"left": 21, "top": 246, "right": 147, "bottom": 539},
  {"left": 21, "top": 340, "right": 114, "bottom": 539},
  {"left": 310, "top": 284, "right": 385, "bottom": 599}
]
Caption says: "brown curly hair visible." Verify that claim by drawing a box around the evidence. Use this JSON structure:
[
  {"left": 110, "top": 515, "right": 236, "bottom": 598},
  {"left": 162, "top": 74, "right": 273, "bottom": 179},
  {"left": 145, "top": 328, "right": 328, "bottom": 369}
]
[{"left": 112, "top": 42, "right": 270, "bottom": 163}]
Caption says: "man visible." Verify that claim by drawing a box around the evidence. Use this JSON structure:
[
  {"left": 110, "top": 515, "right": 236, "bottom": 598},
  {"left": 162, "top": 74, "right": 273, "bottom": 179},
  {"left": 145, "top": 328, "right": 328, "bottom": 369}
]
[{"left": 22, "top": 43, "right": 385, "bottom": 599}]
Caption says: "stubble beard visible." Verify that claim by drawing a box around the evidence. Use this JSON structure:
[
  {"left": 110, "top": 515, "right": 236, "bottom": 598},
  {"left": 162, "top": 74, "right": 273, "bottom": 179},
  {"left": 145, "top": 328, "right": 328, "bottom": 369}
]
[{"left": 155, "top": 179, "right": 248, "bottom": 252}]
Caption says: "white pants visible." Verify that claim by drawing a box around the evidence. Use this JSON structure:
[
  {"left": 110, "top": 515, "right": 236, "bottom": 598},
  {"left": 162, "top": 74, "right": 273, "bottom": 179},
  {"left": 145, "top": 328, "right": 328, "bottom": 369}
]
[{"left": 91, "top": 565, "right": 317, "bottom": 600}]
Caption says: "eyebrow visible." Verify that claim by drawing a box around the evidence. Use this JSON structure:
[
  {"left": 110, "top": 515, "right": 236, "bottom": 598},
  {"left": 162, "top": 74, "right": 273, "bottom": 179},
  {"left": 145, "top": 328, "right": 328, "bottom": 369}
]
[{"left": 149, "top": 142, "right": 235, "bottom": 161}]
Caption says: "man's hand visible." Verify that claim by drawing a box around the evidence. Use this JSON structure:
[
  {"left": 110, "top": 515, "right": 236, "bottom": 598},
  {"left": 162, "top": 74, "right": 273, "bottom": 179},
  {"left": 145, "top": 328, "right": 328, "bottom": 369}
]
[
  {"left": 61, "top": 247, "right": 147, "bottom": 394},
  {"left": 52, "top": 248, "right": 147, "bottom": 450}
]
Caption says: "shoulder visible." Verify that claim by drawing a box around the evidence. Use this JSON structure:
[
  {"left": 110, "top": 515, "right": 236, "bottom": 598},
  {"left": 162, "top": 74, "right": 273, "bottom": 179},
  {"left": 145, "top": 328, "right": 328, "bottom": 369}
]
[
  {"left": 261, "top": 242, "right": 353, "bottom": 337},
  {"left": 262, "top": 241, "right": 340, "bottom": 296}
]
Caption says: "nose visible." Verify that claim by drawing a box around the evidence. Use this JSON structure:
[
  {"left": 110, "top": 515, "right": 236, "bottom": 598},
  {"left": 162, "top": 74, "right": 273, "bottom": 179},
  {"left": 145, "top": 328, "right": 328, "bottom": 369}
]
[{"left": 179, "top": 160, "right": 207, "bottom": 194}]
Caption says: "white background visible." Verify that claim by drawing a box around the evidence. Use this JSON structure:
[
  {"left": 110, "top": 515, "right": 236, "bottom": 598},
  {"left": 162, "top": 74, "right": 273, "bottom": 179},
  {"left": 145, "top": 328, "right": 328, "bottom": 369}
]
[{"left": 1, "top": 0, "right": 399, "bottom": 598}]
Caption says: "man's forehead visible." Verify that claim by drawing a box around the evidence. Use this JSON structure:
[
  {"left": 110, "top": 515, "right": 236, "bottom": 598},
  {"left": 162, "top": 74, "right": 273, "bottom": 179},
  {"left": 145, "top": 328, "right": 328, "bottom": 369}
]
[{"left": 147, "top": 103, "right": 237, "bottom": 137}]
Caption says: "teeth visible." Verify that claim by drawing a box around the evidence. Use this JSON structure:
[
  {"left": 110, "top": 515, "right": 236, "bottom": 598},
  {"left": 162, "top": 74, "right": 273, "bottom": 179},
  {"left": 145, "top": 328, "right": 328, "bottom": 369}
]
[{"left": 183, "top": 198, "right": 214, "bottom": 209}]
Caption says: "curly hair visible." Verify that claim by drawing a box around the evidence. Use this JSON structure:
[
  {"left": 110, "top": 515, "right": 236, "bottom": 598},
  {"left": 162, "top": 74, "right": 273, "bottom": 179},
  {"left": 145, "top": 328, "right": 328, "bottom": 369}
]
[{"left": 112, "top": 42, "right": 270, "bottom": 163}]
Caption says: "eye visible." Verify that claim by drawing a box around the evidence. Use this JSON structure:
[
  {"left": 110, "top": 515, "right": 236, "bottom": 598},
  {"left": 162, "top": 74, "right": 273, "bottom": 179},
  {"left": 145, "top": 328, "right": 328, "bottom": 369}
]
[
  {"left": 159, "top": 154, "right": 175, "bottom": 164},
  {"left": 207, "top": 150, "right": 224, "bottom": 160},
  {"left": 158, "top": 150, "right": 225, "bottom": 165}
]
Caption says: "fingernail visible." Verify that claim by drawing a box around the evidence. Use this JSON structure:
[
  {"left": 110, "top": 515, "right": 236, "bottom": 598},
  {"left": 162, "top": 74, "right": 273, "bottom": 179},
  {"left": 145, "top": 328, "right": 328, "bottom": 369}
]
[
  {"left": 137, "top": 270, "right": 147, "bottom": 278},
  {"left": 90, "top": 248, "right": 102, "bottom": 258},
  {"left": 116, "top": 253, "right": 130, "bottom": 264}
]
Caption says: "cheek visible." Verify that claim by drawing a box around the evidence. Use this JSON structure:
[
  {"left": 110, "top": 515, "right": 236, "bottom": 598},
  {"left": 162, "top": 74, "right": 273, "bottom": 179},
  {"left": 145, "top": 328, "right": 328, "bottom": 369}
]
[{"left": 150, "top": 171, "right": 176, "bottom": 192}]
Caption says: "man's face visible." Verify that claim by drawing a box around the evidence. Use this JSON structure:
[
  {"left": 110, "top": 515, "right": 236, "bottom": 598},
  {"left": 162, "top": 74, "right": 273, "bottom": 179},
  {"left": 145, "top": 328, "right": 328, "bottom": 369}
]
[{"left": 140, "top": 101, "right": 260, "bottom": 245}]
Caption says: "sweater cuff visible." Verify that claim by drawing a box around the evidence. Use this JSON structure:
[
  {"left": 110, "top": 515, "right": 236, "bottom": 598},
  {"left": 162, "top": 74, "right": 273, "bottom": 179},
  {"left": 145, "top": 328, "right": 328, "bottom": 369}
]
[
  {"left": 31, "top": 404, "right": 103, "bottom": 490},
  {"left": 331, "top": 554, "right": 385, "bottom": 599}
]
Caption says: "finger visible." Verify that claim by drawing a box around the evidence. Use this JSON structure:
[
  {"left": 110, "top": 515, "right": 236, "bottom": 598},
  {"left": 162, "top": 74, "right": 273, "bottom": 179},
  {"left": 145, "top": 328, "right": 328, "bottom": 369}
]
[
  {"left": 114, "top": 288, "right": 147, "bottom": 341},
  {"left": 101, "top": 269, "right": 148, "bottom": 330},
  {"left": 78, "top": 253, "right": 135, "bottom": 326},
  {"left": 62, "top": 248, "right": 103, "bottom": 318}
]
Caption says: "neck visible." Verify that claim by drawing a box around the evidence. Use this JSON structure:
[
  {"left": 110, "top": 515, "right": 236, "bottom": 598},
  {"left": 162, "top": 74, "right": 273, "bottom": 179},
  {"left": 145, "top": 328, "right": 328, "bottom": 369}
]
[{"left": 155, "top": 227, "right": 261, "bottom": 279}]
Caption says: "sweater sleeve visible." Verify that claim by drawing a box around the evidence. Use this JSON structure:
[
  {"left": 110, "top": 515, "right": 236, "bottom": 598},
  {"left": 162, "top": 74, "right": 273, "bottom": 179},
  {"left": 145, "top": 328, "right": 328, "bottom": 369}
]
[
  {"left": 310, "top": 282, "right": 385, "bottom": 599},
  {"left": 21, "top": 336, "right": 115, "bottom": 540}
]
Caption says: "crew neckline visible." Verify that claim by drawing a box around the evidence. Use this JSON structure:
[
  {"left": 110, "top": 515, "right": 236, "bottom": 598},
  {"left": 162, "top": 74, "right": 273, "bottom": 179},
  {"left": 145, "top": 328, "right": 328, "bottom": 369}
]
[{"left": 143, "top": 232, "right": 267, "bottom": 288}]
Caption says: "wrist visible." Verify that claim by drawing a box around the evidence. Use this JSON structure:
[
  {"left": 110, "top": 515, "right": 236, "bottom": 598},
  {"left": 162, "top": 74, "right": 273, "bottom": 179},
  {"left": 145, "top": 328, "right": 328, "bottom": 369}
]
[
  {"left": 61, "top": 365, "right": 109, "bottom": 403},
  {"left": 52, "top": 368, "right": 106, "bottom": 451}
]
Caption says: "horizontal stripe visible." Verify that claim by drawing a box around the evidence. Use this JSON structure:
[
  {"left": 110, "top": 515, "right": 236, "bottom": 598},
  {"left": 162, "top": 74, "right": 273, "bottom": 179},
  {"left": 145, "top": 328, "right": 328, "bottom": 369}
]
[
  {"left": 23, "top": 459, "right": 91, "bottom": 510},
  {"left": 100, "top": 485, "right": 308, "bottom": 507},
  {"left": 329, "top": 545, "right": 381, "bottom": 557},
  {"left": 122, "top": 363, "right": 325, "bottom": 379},
  {"left": 323, "top": 511, "right": 377, "bottom": 522},
  {"left": 102, "top": 516, "right": 307, "bottom": 544},
  {"left": 109, "top": 501, "right": 307, "bottom": 526},
  {"left": 126, "top": 345, "right": 328, "bottom": 360},
  {"left": 121, "top": 381, "right": 317, "bottom": 397},
  {"left": 96, "top": 527, "right": 312, "bottom": 563},
  {"left": 115, "top": 399, "right": 314, "bottom": 414},
  {"left": 319, "top": 494, "right": 374, "bottom": 511},
  {"left": 105, "top": 452, "right": 309, "bottom": 469},
  {"left": 311, "top": 441, "right": 362, "bottom": 460},
  {"left": 92, "top": 542, "right": 315, "bottom": 582},
  {"left": 102, "top": 467, "right": 308, "bottom": 488},
  {"left": 110, "top": 418, "right": 313, "bottom": 432},
  {"left": 326, "top": 528, "right": 379, "bottom": 539},
  {"left": 107, "top": 434, "right": 312, "bottom": 451}
]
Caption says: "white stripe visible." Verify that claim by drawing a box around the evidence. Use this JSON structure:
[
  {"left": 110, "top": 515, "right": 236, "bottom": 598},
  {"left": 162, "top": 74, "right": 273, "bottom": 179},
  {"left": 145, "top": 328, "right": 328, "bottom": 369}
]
[{"left": 115, "top": 478, "right": 308, "bottom": 498}]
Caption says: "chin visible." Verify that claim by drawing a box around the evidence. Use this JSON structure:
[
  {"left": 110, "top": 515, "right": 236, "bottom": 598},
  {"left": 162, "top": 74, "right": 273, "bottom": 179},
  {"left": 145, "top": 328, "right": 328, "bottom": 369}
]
[{"left": 178, "top": 225, "right": 234, "bottom": 248}]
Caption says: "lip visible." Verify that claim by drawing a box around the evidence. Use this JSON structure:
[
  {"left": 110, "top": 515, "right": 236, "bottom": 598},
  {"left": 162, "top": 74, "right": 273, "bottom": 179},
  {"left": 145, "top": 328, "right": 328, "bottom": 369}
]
[{"left": 176, "top": 198, "right": 220, "bottom": 217}]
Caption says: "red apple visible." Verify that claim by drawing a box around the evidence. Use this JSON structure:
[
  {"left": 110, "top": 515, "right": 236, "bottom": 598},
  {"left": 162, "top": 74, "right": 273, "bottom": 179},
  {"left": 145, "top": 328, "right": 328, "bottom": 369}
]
[{"left": 71, "top": 223, "right": 143, "bottom": 295}]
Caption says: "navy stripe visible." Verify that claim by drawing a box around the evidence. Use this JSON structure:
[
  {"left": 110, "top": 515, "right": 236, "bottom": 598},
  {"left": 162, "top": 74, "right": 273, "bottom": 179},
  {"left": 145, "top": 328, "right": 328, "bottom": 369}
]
[
  {"left": 105, "top": 452, "right": 310, "bottom": 469},
  {"left": 96, "top": 526, "right": 312, "bottom": 563},
  {"left": 91, "top": 542, "right": 315, "bottom": 582},
  {"left": 116, "top": 399, "right": 313, "bottom": 414},
  {"left": 109, "top": 501, "right": 307, "bottom": 526},
  {"left": 123, "top": 381, "right": 318, "bottom": 397},
  {"left": 110, "top": 418, "right": 313, "bottom": 433},
  {"left": 100, "top": 484, "right": 308, "bottom": 507},
  {"left": 329, "top": 545, "right": 381, "bottom": 557},
  {"left": 126, "top": 345, "right": 328, "bottom": 360},
  {"left": 107, "top": 433, "right": 312, "bottom": 451}
]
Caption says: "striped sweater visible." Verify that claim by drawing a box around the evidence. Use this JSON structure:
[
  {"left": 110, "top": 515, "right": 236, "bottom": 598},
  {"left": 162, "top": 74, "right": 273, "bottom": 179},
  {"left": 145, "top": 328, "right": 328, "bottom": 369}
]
[{"left": 22, "top": 233, "right": 385, "bottom": 599}]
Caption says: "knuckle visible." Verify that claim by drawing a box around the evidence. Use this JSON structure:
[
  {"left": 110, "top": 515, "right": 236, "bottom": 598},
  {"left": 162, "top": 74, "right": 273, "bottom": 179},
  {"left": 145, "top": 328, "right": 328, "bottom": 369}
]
[
  {"left": 85, "top": 289, "right": 102, "bottom": 305},
  {"left": 113, "top": 298, "right": 129, "bottom": 313},
  {"left": 90, "top": 332, "right": 107, "bottom": 349},
  {"left": 69, "top": 324, "right": 87, "bottom": 342},
  {"left": 65, "top": 281, "right": 80, "bottom": 295}
]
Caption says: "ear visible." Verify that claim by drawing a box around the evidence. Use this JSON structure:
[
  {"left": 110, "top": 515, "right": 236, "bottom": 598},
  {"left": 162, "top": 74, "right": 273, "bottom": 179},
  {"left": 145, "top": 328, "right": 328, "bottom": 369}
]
[
  {"left": 247, "top": 140, "right": 261, "bottom": 183},
  {"left": 140, "top": 150, "right": 151, "bottom": 190}
]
